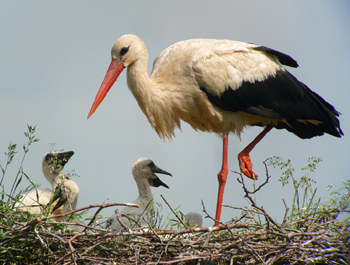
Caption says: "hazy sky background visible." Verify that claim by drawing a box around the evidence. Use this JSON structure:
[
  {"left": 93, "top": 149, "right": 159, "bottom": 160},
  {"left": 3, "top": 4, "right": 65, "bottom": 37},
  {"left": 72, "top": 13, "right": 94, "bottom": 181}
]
[{"left": 1, "top": 1, "right": 349, "bottom": 227}]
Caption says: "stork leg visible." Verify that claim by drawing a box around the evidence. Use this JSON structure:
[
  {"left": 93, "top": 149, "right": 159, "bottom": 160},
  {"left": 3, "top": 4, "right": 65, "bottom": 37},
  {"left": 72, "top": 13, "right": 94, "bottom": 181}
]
[
  {"left": 238, "top": 124, "right": 273, "bottom": 179},
  {"left": 215, "top": 134, "right": 229, "bottom": 226}
]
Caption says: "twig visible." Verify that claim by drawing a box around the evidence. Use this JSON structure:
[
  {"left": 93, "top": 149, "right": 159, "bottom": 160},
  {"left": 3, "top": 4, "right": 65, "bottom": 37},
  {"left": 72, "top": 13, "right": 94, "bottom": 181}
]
[
  {"left": 95, "top": 197, "right": 109, "bottom": 227},
  {"left": 41, "top": 202, "right": 139, "bottom": 222},
  {"left": 237, "top": 173, "right": 284, "bottom": 232},
  {"left": 282, "top": 199, "right": 290, "bottom": 227},
  {"left": 80, "top": 241, "right": 103, "bottom": 256},
  {"left": 147, "top": 254, "right": 212, "bottom": 264},
  {"left": 22, "top": 216, "right": 41, "bottom": 232},
  {"left": 201, "top": 200, "right": 233, "bottom": 235},
  {"left": 242, "top": 241, "right": 267, "bottom": 265},
  {"left": 102, "top": 222, "right": 251, "bottom": 237},
  {"left": 160, "top": 194, "right": 187, "bottom": 228},
  {"left": 142, "top": 216, "right": 164, "bottom": 243},
  {"left": 115, "top": 209, "right": 132, "bottom": 231},
  {"left": 47, "top": 220, "right": 107, "bottom": 232},
  {"left": 84, "top": 197, "right": 110, "bottom": 231},
  {"left": 39, "top": 231, "right": 67, "bottom": 244},
  {"left": 222, "top": 204, "right": 262, "bottom": 216},
  {"left": 33, "top": 226, "right": 50, "bottom": 252},
  {"left": 232, "top": 160, "right": 271, "bottom": 195},
  {"left": 67, "top": 234, "right": 78, "bottom": 263}
]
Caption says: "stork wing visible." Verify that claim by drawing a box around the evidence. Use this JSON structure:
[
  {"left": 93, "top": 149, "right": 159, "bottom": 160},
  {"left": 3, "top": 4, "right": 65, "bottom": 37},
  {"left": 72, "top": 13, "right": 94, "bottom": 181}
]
[
  {"left": 191, "top": 42, "right": 342, "bottom": 138},
  {"left": 191, "top": 42, "right": 298, "bottom": 115}
]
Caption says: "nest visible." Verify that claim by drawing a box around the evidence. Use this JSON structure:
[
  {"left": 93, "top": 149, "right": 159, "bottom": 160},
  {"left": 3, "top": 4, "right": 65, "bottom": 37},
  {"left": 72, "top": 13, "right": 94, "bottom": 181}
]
[{"left": 1, "top": 168, "right": 349, "bottom": 264}]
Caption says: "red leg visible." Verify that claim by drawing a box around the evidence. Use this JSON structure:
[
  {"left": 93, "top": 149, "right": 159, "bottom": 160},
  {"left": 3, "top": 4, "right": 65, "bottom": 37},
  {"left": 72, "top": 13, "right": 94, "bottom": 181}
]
[
  {"left": 215, "top": 134, "right": 229, "bottom": 227},
  {"left": 238, "top": 124, "right": 273, "bottom": 179}
]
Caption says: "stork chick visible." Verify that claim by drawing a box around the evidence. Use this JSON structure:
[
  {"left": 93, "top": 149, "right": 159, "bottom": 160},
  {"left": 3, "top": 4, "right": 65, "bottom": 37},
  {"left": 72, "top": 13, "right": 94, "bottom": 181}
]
[
  {"left": 15, "top": 151, "right": 78, "bottom": 221},
  {"left": 107, "top": 157, "right": 171, "bottom": 231},
  {"left": 184, "top": 212, "right": 203, "bottom": 228}
]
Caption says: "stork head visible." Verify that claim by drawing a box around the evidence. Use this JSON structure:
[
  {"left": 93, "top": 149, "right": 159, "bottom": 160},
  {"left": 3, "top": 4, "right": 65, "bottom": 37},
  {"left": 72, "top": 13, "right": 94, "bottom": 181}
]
[
  {"left": 132, "top": 157, "right": 171, "bottom": 189},
  {"left": 42, "top": 151, "right": 74, "bottom": 185},
  {"left": 87, "top": 34, "right": 147, "bottom": 119},
  {"left": 111, "top": 34, "right": 147, "bottom": 68}
]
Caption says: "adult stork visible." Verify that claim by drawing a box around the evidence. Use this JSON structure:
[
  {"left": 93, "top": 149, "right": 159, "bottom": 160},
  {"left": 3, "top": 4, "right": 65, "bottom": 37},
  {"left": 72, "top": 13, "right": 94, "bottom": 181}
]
[{"left": 87, "top": 34, "right": 343, "bottom": 224}]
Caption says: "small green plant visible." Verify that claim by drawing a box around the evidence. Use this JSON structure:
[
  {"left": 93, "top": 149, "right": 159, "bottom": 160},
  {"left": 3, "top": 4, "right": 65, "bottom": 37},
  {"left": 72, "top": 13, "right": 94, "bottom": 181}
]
[
  {"left": 266, "top": 156, "right": 322, "bottom": 224},
  {"left": 0, "top": 143, "right": 17, "bottom": 187},
  {"left": 324, "top": 180, "right": 350, "bottom": 224},
  {"left": 1, "top": 125, "right": 40, "bottom": 205},
  {"left": 149, "top": 202, "right": 186, "bottom": 230},
  {"left": 0, "top": 126, "right": 40, "bottom": 237},
  {"left": 266, "top": 155, "right": 349, "bottom": 233}
]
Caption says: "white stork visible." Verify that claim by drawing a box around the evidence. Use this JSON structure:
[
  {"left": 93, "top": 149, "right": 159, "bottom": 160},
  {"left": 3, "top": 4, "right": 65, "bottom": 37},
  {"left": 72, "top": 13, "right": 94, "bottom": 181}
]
[
  {"left": 15, "top": 151, "right": 79, "bottom": 221},
  {"left": 88, "top": 34, "right": 343, "bottom": 225},
  {"left": 107, "top": 157, "right": 171, "bottom": 231}
]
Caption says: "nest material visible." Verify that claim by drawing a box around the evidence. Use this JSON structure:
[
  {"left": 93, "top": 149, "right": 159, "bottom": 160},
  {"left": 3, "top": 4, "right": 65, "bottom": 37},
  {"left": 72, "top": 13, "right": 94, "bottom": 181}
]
[
  {"left": 0, "top": 212, "right": 349, "bottom": 265},
  {"left": 1, "top": 167, "right": 349, "bottom": 264}
]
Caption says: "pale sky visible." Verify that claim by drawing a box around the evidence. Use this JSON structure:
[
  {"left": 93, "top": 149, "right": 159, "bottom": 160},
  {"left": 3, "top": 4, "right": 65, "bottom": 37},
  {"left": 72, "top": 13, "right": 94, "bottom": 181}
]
[{"left": 1, "top": 1, "right": 349, "bottom": 227}]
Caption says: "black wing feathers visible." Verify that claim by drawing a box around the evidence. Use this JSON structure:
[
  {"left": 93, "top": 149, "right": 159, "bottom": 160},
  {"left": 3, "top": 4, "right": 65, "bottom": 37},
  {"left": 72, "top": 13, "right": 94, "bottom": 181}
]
[
  {"left": 201, "top": 69, "right": 343, "bottom": 139},
  {"left": 252, "top": 46, "right": 299, "bottom": 68}
]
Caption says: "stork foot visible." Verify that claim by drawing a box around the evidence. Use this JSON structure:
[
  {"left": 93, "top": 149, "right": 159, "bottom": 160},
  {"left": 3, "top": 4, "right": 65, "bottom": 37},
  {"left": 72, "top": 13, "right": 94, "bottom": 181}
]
[{"left": 238, "top": 153, "right": 258, "bottom": 180}]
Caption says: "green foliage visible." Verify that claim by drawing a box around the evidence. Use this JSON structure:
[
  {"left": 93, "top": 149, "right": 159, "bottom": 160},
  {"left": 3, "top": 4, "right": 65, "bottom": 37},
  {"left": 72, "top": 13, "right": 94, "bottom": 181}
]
[
  {"left": 266, "top": 156, "right": 323, "bottom": 224},
  {"left": 324, "top": 180, "right": 350, "bottom": 222},
  {"left": 2, "top": 125, "right": 40, "bottom": 204},
  {"left": 150, "top": 202, "right": 187, "bottom": 230},
  {"left": 0, "top": 143, "right": 17, "bottom": 180},
  {"left": 266, "top": 156, "right": 349, "bottom": 231}
]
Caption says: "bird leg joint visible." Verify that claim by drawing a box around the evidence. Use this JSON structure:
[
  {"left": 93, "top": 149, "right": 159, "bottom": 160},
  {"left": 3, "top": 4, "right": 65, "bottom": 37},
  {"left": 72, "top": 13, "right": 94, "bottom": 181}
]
[{"left": 217, "top": 167, "right": 228, "bottom": 184}]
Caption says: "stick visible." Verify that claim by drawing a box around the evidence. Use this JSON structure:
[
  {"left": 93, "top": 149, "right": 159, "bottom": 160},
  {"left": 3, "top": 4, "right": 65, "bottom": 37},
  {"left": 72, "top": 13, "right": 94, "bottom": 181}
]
[
  {"left": 160, "top": 195, "right": 187, "bottom": 228},
  {"left": 41, "top": 202, "right": 139, "bottom": 221}
]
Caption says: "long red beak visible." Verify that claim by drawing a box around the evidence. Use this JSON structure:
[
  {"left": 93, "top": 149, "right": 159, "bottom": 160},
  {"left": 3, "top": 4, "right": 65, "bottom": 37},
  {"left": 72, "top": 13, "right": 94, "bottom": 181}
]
[{"left": 87, "top": 60, "right": 125, "bottom": 119}]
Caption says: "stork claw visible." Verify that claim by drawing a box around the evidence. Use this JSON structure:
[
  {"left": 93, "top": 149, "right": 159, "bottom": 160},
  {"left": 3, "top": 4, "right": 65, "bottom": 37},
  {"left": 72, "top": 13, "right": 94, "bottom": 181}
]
[{"left": 238, "top": 154, "right": 258, "bottom": 180}]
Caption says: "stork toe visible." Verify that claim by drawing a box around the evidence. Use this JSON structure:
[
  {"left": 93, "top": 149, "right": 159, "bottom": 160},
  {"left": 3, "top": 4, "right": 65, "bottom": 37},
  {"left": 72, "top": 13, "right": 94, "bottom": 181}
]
[{"left": 238, "top": 154, "right": 258, "bottom": 180}]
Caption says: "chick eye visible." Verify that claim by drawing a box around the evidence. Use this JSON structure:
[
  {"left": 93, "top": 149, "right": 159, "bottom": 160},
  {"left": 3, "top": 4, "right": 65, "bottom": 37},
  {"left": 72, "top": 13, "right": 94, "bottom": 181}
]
[
  {"left": 120, "top": 46, "right": 130, "bottom": 56},
  {"left": 147, "top": 161, "right": 155, "bottom": 168}
]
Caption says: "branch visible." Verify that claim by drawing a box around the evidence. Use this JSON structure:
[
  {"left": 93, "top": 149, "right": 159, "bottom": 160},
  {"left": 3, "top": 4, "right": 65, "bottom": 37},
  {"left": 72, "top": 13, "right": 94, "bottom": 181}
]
[
  {"left": 201, "top": 200, "right": 233, "bottom": 235},
  {"left": 236, "top": 170, "right": 283, "bottom": 232},
  {"left": 161, "top": 195, "right": 187, "bottom": 228},
  {"left": 41, "top": 202, "right": 139, "bottom": 222},
  {"left": 281, "top": 199, "right": 290, "bottom": 227},
  {"left": 83, "top": 198, "right": 110, "bottom": 232}
]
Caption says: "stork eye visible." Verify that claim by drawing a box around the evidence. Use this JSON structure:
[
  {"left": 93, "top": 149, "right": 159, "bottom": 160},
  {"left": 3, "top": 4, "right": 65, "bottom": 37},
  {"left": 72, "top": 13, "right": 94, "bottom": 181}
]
[
  {"left": 120, "top": 46, "right": 130, "bottom": 56},
  {"left": 46, "top": 154, "right": 57, "bottom": 163}
]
